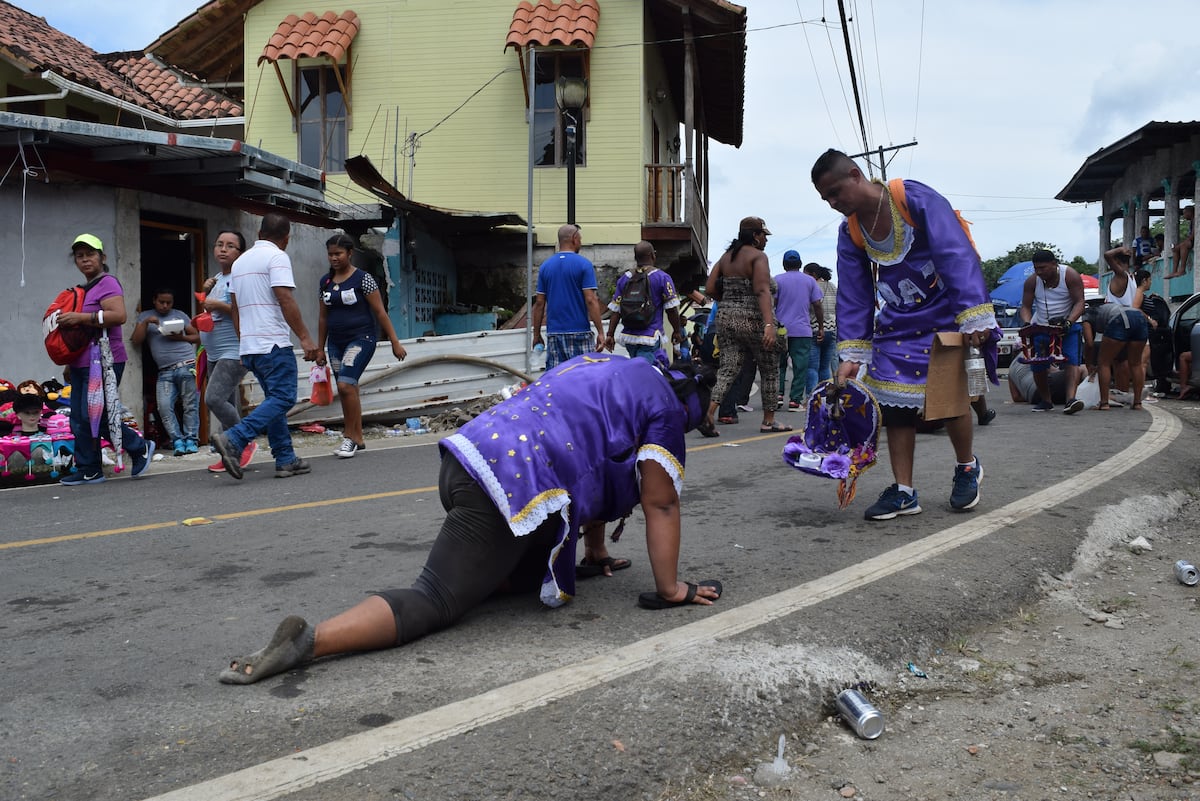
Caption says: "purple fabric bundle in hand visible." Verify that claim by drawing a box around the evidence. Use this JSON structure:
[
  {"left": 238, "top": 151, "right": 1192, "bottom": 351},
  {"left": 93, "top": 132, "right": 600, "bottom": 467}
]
[{"left": 782, "top": 378, "right": 880, "bottom": 509}]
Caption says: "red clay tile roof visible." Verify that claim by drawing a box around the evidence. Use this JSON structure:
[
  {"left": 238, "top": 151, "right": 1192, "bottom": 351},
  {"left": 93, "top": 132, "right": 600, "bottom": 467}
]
[
  {"left": 258, "top": 10, "right": 361, "bottom": 65},
  {"left": 107, "top": 53, "right": 243, "bottom": 120},
  {"left": 505, "top": 0, "right": 600, "bottom": 50},
  {"left": 0, "top": 0, "right": 239, "bottom": 120}
]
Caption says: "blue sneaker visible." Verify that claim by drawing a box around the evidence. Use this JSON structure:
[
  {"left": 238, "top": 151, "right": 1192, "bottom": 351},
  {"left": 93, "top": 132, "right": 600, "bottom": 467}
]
[
  {"left": 1030, "top": 401, "right": 1053, "bottom": 412},
  {"left": 864, "top": 484, "right": 922, "bottom": 521},
  {"left": 185, "top": 439, "right": 199, "bottom": 454},
  {"left": 60, "top": 470, "right": 105, "bottom": 486},
  {"left": 173, "top": 438, "right": 187, "bottom": 456},
  {"left": 131, "top": 441, "right": 156, "bottom": 479},
  {"left": 950, "top": 457, "right": 982, "bottom": 511}
]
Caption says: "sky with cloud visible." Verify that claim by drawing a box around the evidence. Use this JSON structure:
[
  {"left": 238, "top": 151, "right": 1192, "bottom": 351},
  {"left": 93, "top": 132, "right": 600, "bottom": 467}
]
[{"left": 25, "top": 0, "right": 1200, "bottom": 270}]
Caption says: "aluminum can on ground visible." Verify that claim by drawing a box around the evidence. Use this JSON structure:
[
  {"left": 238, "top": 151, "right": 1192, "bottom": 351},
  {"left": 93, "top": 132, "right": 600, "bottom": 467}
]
[
  {"left": 1175, "top": 559, "right": 1198, "bottom": 586},
  {"left": 835, "top": 688, "right": 884, "bottom": 739}
]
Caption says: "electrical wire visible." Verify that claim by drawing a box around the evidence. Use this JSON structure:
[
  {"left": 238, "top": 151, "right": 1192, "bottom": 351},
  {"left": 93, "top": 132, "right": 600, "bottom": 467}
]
[
  {"left": 865, "top": 0, "right": 892, "bottom": 146},
  {"left": 798, "top": 9, "right": 844, "bottom": 143}
]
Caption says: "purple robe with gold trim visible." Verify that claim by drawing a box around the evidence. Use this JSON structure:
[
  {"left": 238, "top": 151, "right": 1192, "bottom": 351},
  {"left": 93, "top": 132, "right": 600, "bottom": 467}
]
[
  {"left": 440, "top": 354, "right": 687, "bottom": 608},
  {"left": 835, "top": 180, "right": 999, "bottom": 408}
]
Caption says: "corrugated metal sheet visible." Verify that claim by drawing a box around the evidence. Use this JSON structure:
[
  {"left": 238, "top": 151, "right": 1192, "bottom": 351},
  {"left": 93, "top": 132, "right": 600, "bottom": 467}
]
[{"left": 239, "top": 328, "right": 539, "bottom": 424}]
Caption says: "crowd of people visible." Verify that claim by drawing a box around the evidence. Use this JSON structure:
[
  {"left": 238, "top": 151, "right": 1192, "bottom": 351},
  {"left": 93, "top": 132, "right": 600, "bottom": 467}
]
[
  {"left": 30, "top": 214, "right": 409, "bottom": 487},
  {"left": 9, "top": 177, "right": 1192, "bottom": 684}
]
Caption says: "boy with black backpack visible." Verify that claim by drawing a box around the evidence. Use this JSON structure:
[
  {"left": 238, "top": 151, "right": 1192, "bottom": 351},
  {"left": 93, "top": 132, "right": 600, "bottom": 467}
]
[{"left": 604, "top": 241, "right": 684, "bottom": 365}]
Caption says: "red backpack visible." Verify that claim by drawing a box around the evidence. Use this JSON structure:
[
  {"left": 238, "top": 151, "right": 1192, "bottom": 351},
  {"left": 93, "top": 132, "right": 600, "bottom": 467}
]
[{"left": 43, "top": 278, "right": 100, "bottom": 365}]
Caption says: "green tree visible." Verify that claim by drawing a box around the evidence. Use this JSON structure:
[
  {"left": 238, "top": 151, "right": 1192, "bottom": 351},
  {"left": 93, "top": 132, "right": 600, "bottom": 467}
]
[
  {"left": 980, "top": 242, "right": 1064, "bottom": 289},
  {"left": 1069, "top": 255, "right": 1095, "bottom": 275}
]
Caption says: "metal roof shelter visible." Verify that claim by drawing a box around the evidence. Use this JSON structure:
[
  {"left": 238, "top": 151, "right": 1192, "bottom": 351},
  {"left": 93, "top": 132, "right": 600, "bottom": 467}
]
[
  {"left": 0, "top": 110, "right": 387, "bottom": 228},
  {"left": 1057, "top": 121, "right": 1200, "bottom": 203}
]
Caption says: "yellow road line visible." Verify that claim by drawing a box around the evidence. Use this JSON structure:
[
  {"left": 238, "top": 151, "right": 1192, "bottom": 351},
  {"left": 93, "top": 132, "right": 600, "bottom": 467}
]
[
  {"left": 0, "top": 521, "right": 181, "bottom": 550},
  {"left": 2, "top": 435, "right": 767, "bottom": 550},
  {"left": 0, "top": 486, "right": 436, "bottom": 552},
  {"left": 137, "top": 409, "right": 1181, "bottom": 801}
]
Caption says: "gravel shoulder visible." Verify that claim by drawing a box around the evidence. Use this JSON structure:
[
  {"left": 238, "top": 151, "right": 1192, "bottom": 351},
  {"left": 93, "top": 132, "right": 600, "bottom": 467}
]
[{"left": 664, "top": 491, "right": 1200, "bottom": 801}]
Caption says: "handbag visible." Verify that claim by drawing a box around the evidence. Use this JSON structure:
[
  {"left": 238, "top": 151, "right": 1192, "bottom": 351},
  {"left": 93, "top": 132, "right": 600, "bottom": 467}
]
[{"left": 309, "top": 365, "right": 333, "bottom": 406}]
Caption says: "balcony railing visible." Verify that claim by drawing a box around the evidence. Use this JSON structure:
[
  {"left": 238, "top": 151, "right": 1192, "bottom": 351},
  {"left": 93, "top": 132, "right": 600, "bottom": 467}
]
[{"left": 645, "top": 162, "right": 707, "bottom": 253}]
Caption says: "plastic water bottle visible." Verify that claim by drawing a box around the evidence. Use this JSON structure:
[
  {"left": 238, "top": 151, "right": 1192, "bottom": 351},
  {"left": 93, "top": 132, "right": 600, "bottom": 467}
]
[{"left": 965, "top": 345, "right": 987, "bottom": 397}]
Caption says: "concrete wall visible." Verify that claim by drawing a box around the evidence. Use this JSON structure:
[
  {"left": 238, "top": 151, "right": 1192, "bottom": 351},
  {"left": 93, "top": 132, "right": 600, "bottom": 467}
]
[
  {"left": 0, "top": 178, "right": 334, "bottom": 424},
  {"left": 1099, "top": 133, "right": 1200, "bottom": 300}
]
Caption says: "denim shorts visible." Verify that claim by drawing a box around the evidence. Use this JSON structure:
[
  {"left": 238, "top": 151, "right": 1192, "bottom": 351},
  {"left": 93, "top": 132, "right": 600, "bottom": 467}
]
[
  {"left": 328, "top": 336, "right": 376, "bottom": 385},
  {"left": 1104, "top": 310, "right": 1150, "bottom": 342}
]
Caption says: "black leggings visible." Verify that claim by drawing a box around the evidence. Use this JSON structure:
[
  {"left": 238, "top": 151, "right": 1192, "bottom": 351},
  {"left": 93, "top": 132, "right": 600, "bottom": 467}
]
[{"left": 374, "top": 456, "right": 557, "bottom": 645}]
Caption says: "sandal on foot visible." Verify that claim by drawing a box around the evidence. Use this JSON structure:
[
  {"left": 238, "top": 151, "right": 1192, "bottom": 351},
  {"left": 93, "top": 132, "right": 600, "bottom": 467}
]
[
  {"left": 1131, "top": 403, "right": 1143, "bottom": 410},
  {"left": 697, "top": 421, "right": 720, "bottom": 438},
  {"left": 759, "top": 422, "right": 793, "bottom": 433},
  {"left": 1096, "top": 403, "right": 1110, "bottom": 410},
  {"left": 638, "top": 579, "right": 723, "bottom": 610},
  {"left": 578, "top": 555, "right": 632, "bottom": 579},
  {"left": 218, "top": 616, "right": 314, "bottom": 685}
]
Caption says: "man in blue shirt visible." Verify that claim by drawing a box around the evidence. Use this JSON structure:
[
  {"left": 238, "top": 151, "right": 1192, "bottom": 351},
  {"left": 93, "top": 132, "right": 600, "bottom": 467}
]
[
  {"left": 774, "top": 250, "right": 824, "bottom": 410},
  {"left": 532, "top": 224, "right": 605, "bottom": 369}
]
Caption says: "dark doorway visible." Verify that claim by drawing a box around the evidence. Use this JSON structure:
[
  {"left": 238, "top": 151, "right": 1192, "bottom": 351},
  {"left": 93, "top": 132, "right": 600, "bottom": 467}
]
[{"left": 138, "top": 217, "right": 207, "bottom": 446}]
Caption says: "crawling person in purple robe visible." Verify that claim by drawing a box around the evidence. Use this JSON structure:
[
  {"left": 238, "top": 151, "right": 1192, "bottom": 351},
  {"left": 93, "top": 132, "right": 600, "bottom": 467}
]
[
  {"left": 811, "top": 149, "right": 999, "bottom": 522},
  {"left": 218, "top": 355, "right": 722, "bottom": 684}
]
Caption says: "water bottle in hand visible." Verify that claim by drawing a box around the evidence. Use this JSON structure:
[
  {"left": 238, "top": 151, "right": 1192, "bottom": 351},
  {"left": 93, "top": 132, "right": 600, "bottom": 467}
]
[{"left": 965, "top": 346, "right": 987, "bottom": 397}]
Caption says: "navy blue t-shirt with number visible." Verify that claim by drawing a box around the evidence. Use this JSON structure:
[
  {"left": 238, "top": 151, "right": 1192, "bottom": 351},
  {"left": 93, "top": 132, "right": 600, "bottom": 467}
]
[{"left": 320, "top": 268, "right": 379, "bottom": 345}]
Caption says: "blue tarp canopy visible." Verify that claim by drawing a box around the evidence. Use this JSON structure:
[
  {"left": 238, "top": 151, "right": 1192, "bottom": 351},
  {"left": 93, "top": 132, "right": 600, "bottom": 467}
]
[{"left": 989, "top": 261, "right": 1034, "bottom": 307}]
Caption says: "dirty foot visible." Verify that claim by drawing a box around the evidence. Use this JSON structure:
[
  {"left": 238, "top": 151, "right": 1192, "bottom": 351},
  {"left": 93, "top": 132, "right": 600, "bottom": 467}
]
[{"left": 219, "top": 616, "right": 314, "bottom": 685}]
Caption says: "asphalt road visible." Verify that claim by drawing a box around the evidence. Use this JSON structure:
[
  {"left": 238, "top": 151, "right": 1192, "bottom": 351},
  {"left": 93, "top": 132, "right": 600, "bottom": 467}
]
[{"left": 1, "top": 391, "right": 1196, "bottom": 801}]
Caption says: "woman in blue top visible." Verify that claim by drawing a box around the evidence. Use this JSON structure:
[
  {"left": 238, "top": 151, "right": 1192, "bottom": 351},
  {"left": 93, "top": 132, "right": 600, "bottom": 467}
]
[{"left": 316, "top": 234, "right": 407, "bottom": 458}]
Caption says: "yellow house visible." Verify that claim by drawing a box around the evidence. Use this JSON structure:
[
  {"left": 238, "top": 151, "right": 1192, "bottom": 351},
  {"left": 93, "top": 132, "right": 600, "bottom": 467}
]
[{"left": 150, "top": 0, "right": 747, "bottom": 321}]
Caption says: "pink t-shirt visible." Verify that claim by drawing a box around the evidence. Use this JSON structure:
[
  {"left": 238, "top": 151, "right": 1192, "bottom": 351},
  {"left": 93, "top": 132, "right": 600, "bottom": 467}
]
[{"left": 70, "top": 273, "right": 128, "bottom": 368}]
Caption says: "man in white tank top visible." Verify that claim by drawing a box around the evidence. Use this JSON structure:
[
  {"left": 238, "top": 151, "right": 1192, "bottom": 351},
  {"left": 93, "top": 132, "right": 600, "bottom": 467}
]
[{"left": 1019, "top": 250, "right": 1086, "bottom": 414}]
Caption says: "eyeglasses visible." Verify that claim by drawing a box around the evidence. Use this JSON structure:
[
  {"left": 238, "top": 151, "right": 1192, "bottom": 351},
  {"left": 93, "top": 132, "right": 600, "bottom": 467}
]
[{"left": 215, "top": 243, "right": 241, "bottom": 251}]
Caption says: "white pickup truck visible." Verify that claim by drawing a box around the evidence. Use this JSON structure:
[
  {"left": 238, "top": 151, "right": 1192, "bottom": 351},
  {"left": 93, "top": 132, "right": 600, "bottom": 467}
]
[{"left": 992, "top": 301, "right": 1022, "bottom": 366}]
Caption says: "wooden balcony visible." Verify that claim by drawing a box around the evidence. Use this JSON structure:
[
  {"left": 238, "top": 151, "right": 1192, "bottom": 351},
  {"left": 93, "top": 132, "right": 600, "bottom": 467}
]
[{"left": 643, "top": 162, "right": 708, "bottom": 267}]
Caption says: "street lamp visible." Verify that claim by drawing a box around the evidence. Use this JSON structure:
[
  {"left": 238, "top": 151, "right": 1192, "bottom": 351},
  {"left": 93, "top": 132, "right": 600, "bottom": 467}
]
[{"left": 555, "top": 76, "right": 588, "bottom": 225}]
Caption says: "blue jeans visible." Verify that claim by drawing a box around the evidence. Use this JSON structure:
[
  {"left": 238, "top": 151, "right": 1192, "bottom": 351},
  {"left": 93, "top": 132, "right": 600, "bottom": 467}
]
[
  {"left": 814, "top": 330, "right": 837, "bottom": 383},
  {"left": 225, "top": 345, "right": 298, "bottom": 468},
  {"left": 778, "top": 336, "right": 813, "bottom": 404},
  {"left": 68, "top": 361, "right": 148, "bottom": 475},
  {"left": 328, "top": 336, "right": 377, "bottom": 386},
  {"left": 156, "top": 364, "right": 199, "bottom": 442}
]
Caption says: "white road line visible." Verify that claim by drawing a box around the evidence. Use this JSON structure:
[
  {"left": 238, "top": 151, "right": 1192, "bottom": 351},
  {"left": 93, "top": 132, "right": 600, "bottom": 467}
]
[{"left": 141, "top": 409, "right": 1180, "bottom": 801}]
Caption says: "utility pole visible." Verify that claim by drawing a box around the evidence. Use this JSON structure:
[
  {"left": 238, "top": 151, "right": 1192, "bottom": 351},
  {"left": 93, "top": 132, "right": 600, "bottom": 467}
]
[{"left": 850, "top": 141, "right": 918, "bottom": 180}]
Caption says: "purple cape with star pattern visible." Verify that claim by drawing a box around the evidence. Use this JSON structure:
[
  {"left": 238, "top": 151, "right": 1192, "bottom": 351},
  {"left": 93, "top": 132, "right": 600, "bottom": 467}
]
[{"left": 440, "top": 354, "right": 689, "bottom": 607}]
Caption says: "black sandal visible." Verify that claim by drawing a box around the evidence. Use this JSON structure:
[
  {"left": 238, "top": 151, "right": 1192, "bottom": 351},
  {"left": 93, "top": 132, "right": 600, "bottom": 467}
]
[{"left": 697, "top": 420, "right": 720, "bottom": 438}]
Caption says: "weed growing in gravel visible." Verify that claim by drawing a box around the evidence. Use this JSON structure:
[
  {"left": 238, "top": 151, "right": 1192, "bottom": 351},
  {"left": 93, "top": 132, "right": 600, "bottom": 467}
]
[{"left": 1127, "top": 731, "right": 1200, "bottom": 770}]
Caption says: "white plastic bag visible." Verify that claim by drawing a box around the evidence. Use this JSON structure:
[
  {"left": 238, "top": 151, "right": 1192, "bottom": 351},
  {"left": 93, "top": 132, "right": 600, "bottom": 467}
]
[{"left": 1075, "top": 374, "right": 1100, "bottom": 409}]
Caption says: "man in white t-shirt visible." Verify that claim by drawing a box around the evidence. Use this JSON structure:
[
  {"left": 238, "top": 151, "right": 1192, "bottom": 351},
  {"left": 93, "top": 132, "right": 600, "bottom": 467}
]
[{"left": 211, "top": 212, "right": 320, "bottom": 479}]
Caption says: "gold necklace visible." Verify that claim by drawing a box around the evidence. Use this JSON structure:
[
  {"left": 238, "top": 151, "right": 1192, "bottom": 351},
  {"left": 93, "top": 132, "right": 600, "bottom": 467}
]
[
  {"left": 868, "top": 181, "right": 888, "bottom": 232},
  {"left": 863, "top": 183, "right": 906, "bottom": 263}
]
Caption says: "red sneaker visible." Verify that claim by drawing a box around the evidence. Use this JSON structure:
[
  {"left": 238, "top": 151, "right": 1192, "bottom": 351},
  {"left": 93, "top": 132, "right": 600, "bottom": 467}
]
[
  {"left": 207, "top": 460, "right": 225, "bottom": 473},
  {"left": 239, "top": 441, "right": 258, "bottom": 468}
]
